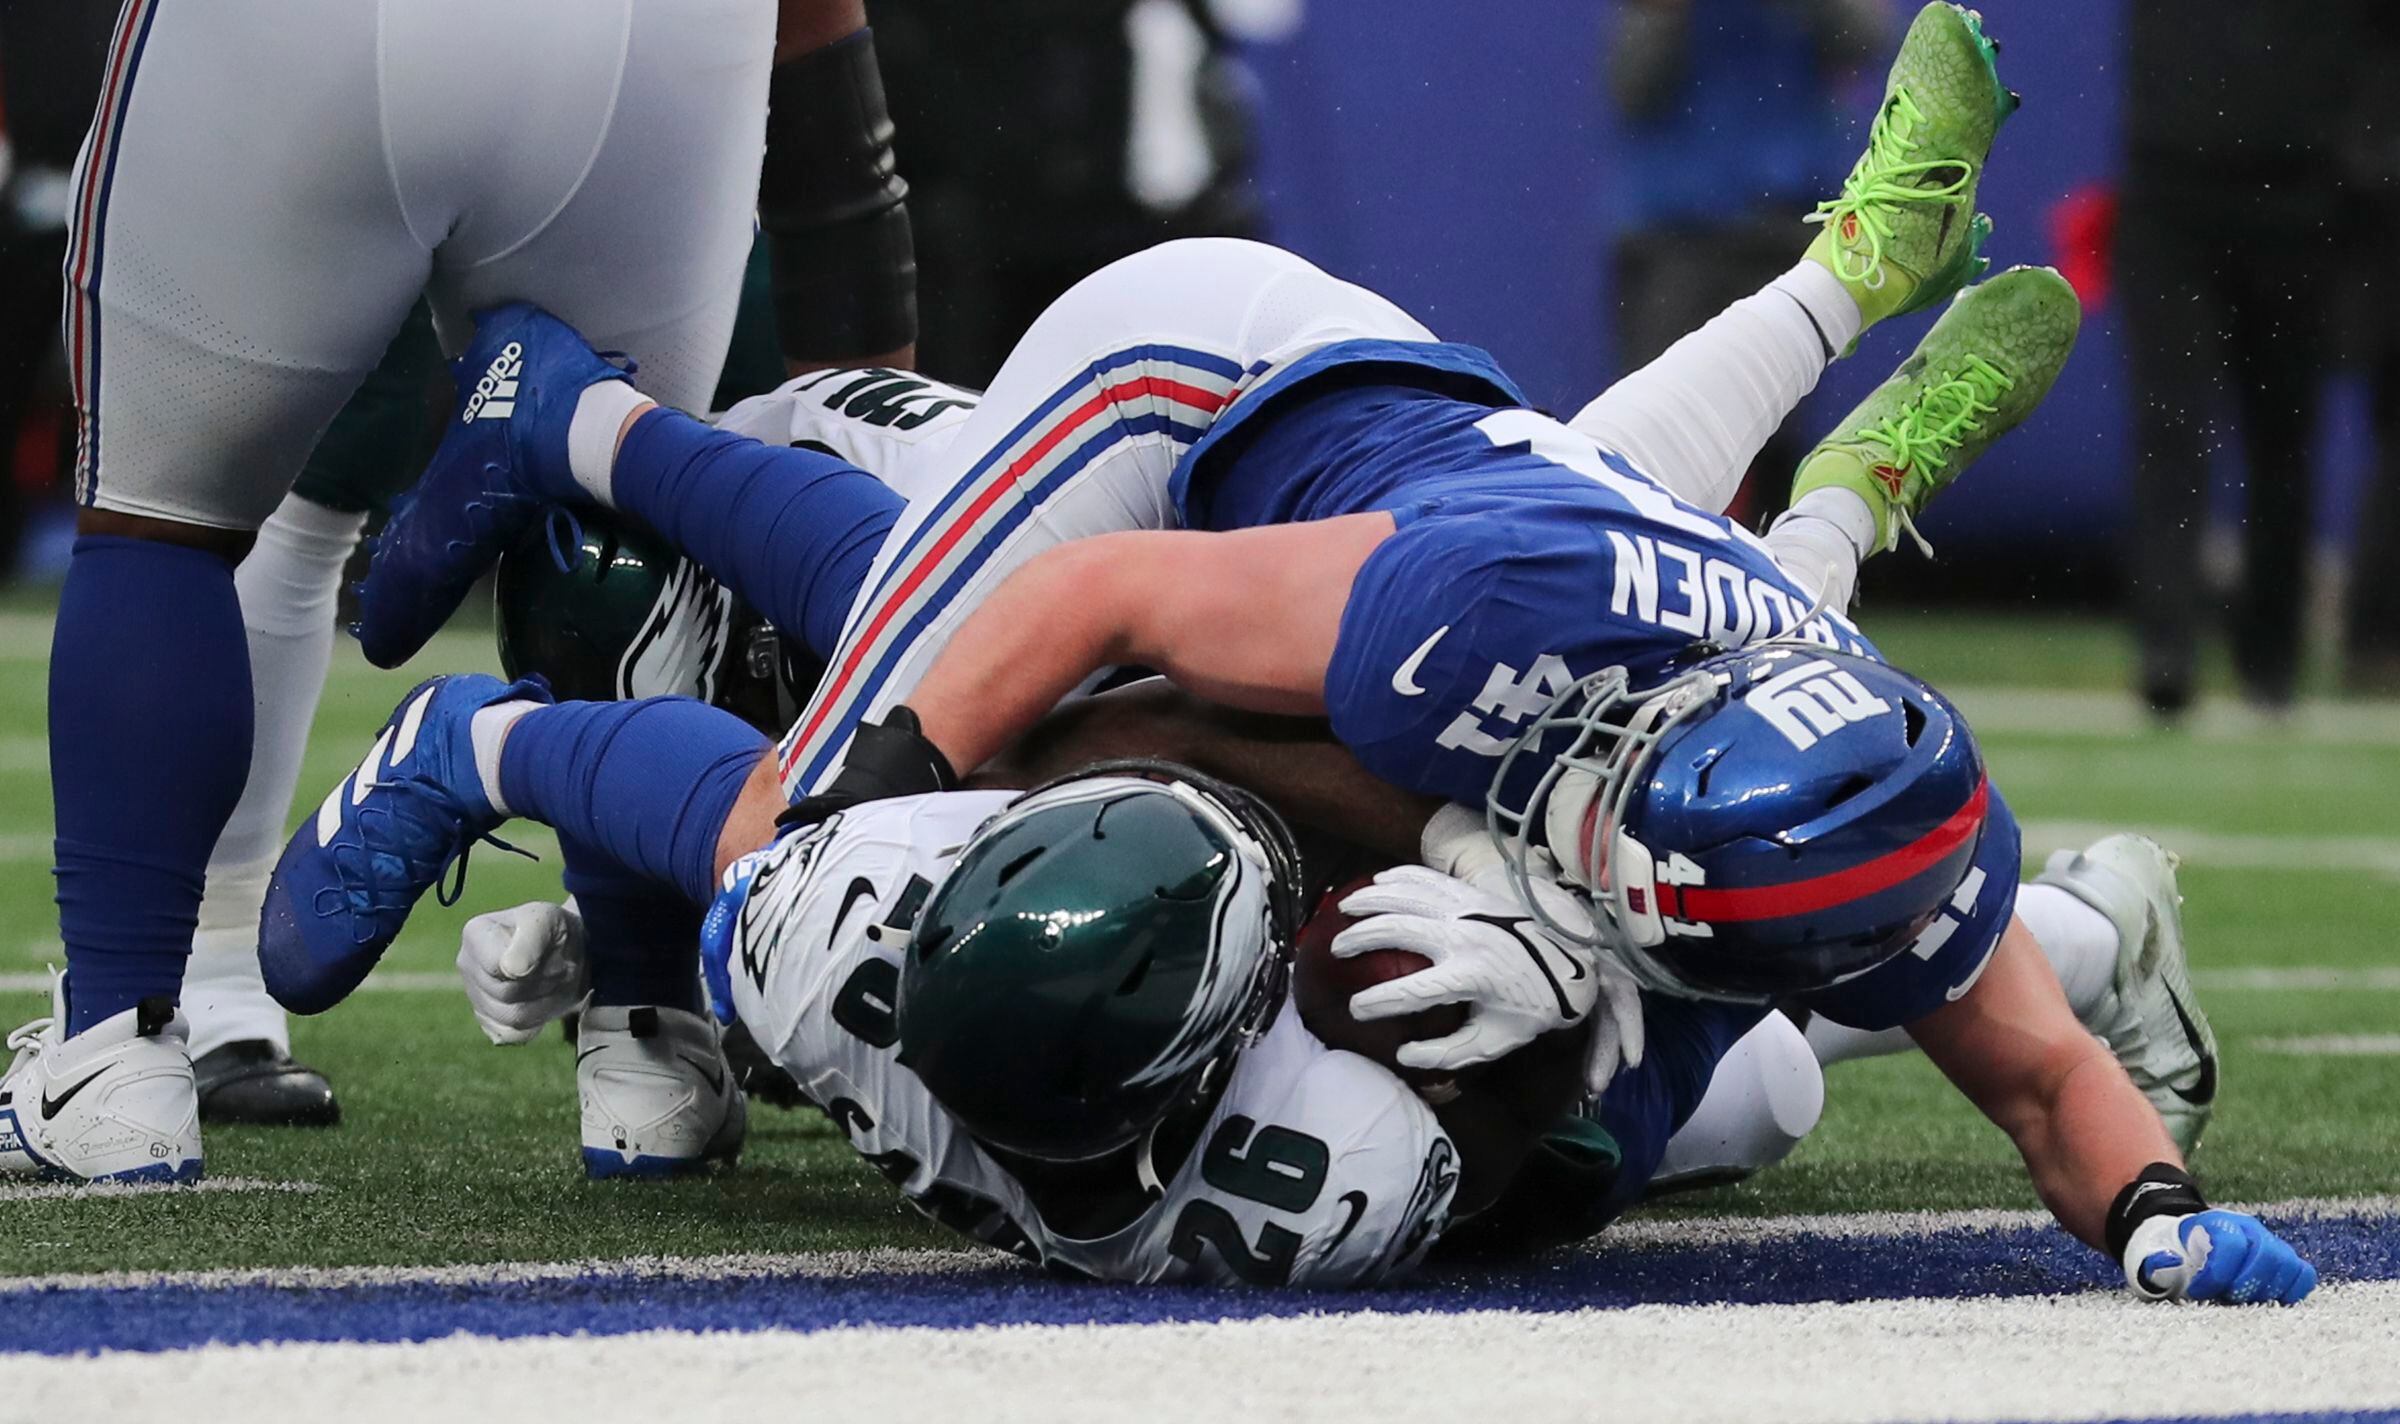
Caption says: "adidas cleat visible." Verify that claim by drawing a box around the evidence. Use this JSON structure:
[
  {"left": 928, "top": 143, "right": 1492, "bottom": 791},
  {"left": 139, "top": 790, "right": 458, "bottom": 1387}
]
[
  {"left": 353, "top": 304, "right": 632, "bottom": 669},
  {"left": 1790, "top": 265, "right": 2079, "bottom": 555},
  {"left": 1806, "top": 2, "right": 2017, "bottom": 332},
  {"left": 577, "top": 1005, "right": 747, "bottom": 1179},
  {"left": 259, "top": 674, "right": 551, "bottom": 1016},
  {"left": 0, "top": 975, "right": 202, "bottom": 1184},
  {"left": 2036, "top": 834, "right": 2217, "bottom": 1156}
]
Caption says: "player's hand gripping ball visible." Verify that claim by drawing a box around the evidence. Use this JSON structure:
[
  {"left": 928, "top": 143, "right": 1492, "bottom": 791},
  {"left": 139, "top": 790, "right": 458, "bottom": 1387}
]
[{"left": 1293, "top": 874, "right": 1466, "bottom": 1094}]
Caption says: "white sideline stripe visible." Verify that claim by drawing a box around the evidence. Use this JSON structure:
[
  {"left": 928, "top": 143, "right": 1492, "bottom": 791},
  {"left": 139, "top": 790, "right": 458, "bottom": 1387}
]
[
  {"left": 1600, "top": 1192, "right": 2400, "bottom": 1251},
  {"left": 5, "top": 1196, "right": 2390, "bottom": 1296},
  {"left": 2195, "top": 967, "right": 2400, "bottom": 991},
  {"left": 0, "top": 1176, "right": 319, "bottom": 1204},
  {"left": 2020, "top": 820, "right": 2400, "bottom": 879},
  {"left": 1949, "top": 684, "right": 2400, "bottom": 746},
  {"left": 0, "top": 1246, "right": 1001, "bottom": 1296},
  {"left": 2251, "top": 1034, "right": 2400, "bottom": 1057},
  {"left": 0, "top": 971, "right": 457, "bottom": 995},
  {"left": 10, "top": 1285, "right": 2399, "bottom": 1424}
]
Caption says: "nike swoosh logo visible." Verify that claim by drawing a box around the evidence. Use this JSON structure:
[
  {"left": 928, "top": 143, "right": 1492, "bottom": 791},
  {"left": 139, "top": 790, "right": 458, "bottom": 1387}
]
[
  {"left": 1464, "top": 912, "right": 1578, "bottom": 1019},
  {"left": 831, "top": 878, "right": 879, "bottom": 948},
  {"left": 41, "top": 1069, "right": 107, "bottom": 1120},
  {"left": 1391, "top": 626, "right": 1451, "bottom": 697},
  {"left": 1325, "top": 1190, "right": 1371, "bottom": 1252},
  {"left": 1945, "top": 947, "right": 1998, "bottom": 1001},
  {"left": 2163, "top": 987, "right": 2219, "bottom": 1106},
  {"left": 678, "top": 1053, "right": 728, "bottom": 1097}
]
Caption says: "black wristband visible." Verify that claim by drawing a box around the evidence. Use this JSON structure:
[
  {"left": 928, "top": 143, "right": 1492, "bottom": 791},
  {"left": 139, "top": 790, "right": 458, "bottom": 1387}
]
[
  {"left": 759, "top": 29, "right": 917, "bottom": 362},
  {"left": 2104, "top": 1162, "right": 2208, "bottom": 1260}
]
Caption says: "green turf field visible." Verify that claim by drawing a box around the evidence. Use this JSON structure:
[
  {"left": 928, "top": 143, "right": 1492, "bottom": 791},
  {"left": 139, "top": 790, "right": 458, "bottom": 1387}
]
[{"left": 0, "top": 605, "right": 2394, "bottom": 1275}]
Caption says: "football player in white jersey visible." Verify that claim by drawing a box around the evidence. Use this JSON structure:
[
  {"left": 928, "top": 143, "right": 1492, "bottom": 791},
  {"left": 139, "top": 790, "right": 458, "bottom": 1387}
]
[{"left": 706, "top": 766, "right": 1464, "bottom": 1286}]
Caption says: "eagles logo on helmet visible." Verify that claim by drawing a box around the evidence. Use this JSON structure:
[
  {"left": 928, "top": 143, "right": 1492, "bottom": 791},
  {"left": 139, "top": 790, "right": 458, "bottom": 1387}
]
[
  {"left": 1490, "top": 643, "right": 1991, "bottom": 1002},
  {"left": 494, "top": 509, "right": 823, "bottom": 735}
]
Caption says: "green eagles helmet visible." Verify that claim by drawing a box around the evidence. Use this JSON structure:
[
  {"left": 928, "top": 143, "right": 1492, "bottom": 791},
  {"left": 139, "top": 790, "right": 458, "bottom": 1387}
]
[
  {"left": 494, "top": 510, "right": 819, "bottom": 732},
  {"left": 896, "top": 760, "right": 1304, "bottom": 1165}
]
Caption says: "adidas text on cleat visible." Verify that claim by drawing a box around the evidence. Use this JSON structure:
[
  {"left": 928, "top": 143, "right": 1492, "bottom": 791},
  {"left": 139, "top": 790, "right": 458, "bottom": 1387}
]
[
  {"left": 578, "top": 1005, "right": 747, "bottom": 1179},
  {"left": 259, "top": 673, "right": 551, "bottom": 1016},
  {"left": 0, "top": 976, "right": 202, "bottom": 1184},
  {"left": 1790, "top": 265, "right": 2080, "bottom": 556},
  {"left": 2036, "top": 835, "right": 2217, "bottom": 1156},
  {"left": 352, "top": 303, "right": 632, "bottom": 669},
  {"left": 1805, "top": 2, "right": 2016, "bottom": 332}
]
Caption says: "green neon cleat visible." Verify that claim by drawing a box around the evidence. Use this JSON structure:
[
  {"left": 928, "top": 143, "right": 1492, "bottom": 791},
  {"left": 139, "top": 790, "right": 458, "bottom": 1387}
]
[
  {"left": 1790, "top": 265, "right": 2080, "bottom": 556},
  {"left": 1806, "top": 2, "right": 2018, "bottom": 334}
]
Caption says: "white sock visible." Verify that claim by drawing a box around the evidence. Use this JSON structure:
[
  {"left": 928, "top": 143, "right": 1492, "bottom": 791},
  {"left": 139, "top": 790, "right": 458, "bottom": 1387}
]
[
  {"left": 1765, "top": 486, "right": 1877, "bottom": 609},
  {"left": 564, "top": 381, "right": 652, "bottom": 505},
  {"left": 1568, "top": 259, "right": 1857, "bottom": 516},
  {"left": 2016, "top": 882, "right": 2121, "bottom": 1022},
  {"left": 1654, "top": 1011, "right": 1825, "bottom": 1184},
  {"left": 189, "top": 492, "right": 367, "bottom": 1055},
  {"left": 469, "top": 701, "right": 541, "bottom": 816},
  {"left": 1804, "top": 1016, "right": 1914, "bottom": 1066},
  {"left": 1771, "top": 259, "right": 1864, "bottom": 358}
]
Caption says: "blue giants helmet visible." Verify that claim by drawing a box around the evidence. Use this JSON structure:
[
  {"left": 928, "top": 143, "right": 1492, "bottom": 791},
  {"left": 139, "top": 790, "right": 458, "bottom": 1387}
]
[{"left": 1489, "top": 644, "right": 1991, "bottom": 1001}]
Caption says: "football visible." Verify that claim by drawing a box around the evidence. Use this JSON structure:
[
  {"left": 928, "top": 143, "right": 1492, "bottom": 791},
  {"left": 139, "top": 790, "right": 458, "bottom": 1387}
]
[{"left": 1292, "top": 874, "right": 1467, "bottom": 1081}]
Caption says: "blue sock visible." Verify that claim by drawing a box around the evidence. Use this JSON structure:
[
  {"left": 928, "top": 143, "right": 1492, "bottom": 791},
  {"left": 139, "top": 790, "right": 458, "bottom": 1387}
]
[
  {"left": 51, "top": 536, "right": 253, "bottom": 1033},
  {"left": 609, "top": 407, "right": 903, "bottom": 657},
  {"left": 496, "top": 697, "right": 766, "bottom": 905},
  {"left": 563, "top": 844, "right": 703, "bottom": 1013}
]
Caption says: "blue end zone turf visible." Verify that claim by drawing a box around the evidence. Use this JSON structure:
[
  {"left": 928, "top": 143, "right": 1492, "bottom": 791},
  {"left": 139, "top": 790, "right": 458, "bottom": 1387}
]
[{"left": 12, "top": 1211, "right": 2396, "bottom": 1358}]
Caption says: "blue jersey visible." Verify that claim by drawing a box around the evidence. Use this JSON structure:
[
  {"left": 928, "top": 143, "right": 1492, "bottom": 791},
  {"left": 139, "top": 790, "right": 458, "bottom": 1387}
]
[{"left": 1177, "top": 341, "right": 2020, "bottom": 1032}]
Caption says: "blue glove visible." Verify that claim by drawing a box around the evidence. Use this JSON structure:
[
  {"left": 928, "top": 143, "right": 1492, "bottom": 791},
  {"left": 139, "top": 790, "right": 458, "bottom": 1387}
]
[{"left": 2123, "top": 1209, "right": 2318, "bottom": 1305}]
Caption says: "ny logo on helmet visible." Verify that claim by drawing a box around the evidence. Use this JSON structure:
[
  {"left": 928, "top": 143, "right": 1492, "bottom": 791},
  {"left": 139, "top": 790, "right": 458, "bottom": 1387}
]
[{"left": 1744, "top": 657, "right": 1893, "bottom": 751}]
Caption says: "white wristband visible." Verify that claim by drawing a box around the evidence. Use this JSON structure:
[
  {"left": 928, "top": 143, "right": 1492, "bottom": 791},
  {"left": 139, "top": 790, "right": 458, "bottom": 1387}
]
[{"left": 2122, "top": 1212, "right": 2191, "bottom": 1300}]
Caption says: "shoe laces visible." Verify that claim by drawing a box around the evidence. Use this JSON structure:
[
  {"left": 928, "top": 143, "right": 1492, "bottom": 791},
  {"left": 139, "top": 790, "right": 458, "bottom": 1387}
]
[
  {"left": 327, "top": 772, "right": 535, "bottom": 938},
  {"left": 1805, "top": 90, "right": 1975, "bottom": 288},
  {"left": 1854, "top": 355, "right": 2013, "bottom": 556}
]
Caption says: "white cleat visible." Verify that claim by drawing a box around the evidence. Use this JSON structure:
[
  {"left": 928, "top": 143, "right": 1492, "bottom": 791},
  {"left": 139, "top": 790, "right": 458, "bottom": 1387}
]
[
  {"left": 577, "top": 1004, "right": 746, "bottom": 1179},
  {"left": 0, "top": 974, "right": 203, "bottom": 1183},
  {"left": 2036, "top": 835, "right": 2217, "bottom": 1156}
]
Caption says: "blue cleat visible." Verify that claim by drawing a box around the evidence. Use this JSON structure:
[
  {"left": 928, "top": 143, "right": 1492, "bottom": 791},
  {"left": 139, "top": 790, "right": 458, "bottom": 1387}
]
[
  {"left": 260, "top": 673, "right": 551, "bottom": 1014},
  {"left": 352, "top": 303, "right": 632, "bottom": 669}
]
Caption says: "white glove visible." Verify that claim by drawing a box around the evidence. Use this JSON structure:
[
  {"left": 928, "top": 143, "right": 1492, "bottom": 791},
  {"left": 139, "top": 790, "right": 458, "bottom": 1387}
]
[
  {"left": 458, "top": 899, "right": 589, "bottom": 1045},
  {"left": 1418, "top": 804, "right": 1646, "bottom": 1094},
  {"left": 1334, "top": 865, "right": 1644, "bottom": 1094}
]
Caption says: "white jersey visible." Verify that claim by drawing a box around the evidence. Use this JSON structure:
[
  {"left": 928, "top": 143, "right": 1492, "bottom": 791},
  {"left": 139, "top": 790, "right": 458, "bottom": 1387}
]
[
  {"left": 715, "top": 367, "right": 980, "bottom": 509},
  {"left": 722, "top": 791, "right": 1458, "bottom": 1287}
]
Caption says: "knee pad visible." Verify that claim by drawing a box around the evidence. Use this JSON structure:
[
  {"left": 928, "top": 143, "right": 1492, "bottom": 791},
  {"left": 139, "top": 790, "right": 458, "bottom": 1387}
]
[{"left": 1648, "top": 1010, "right": 1826, "bottom": 1196}]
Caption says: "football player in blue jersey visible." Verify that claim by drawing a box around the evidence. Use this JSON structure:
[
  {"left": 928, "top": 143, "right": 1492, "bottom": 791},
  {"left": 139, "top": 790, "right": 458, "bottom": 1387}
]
[{"left": 308, "top": 3, "right": 2311, "bottom": 1303}]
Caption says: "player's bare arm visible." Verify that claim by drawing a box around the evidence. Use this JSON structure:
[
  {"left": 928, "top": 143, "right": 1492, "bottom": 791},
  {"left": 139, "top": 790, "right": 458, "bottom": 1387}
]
[
  {"left": 1906, "top": 915, "right": 2177, "bottom": 1250},
  {"left": 903, "top": 516, "right": 1396, "bottom": 777}
]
